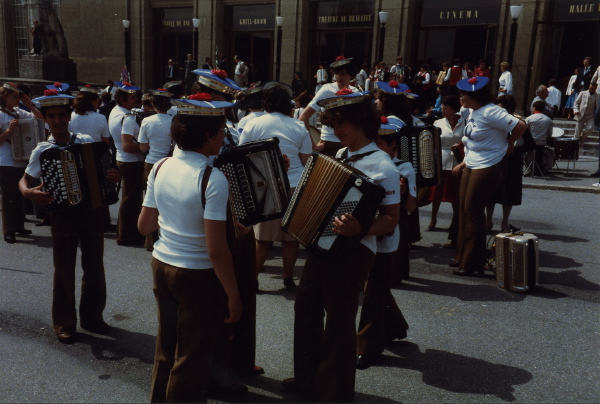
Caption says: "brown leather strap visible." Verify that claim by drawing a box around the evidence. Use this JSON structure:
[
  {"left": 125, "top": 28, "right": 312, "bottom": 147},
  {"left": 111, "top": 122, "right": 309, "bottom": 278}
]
[{"left": 153, "top": 157, "right": 170, "bottom": 180}]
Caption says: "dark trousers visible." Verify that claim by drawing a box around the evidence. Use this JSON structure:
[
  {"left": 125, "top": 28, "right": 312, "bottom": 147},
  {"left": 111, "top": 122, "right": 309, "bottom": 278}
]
[
  {"left": 0, "top": 166, "right": 26, "bottom": 235},
  {"left": 150, "top": 258, "right": 225, "bottom": 403},
  {"left": 212, "top": 229, "right": 258, "bottom": 381},
  {"left": 357, "top": 252, "right": 409, "bottom": 355},
  {"left": 50, "top": 207, "right": 106, "bottom": 334},
  {"left": 294, "top": 243, "right": 373, "bottom": 402},
  {"left": 391, "top": 202, "right": 410, "bottom": 285},
  {"left": 455, "top": 160, "right": 506, "bottom": 270},
  {"left": 116, "top": 161, "right": 145, "bottom": 244}
]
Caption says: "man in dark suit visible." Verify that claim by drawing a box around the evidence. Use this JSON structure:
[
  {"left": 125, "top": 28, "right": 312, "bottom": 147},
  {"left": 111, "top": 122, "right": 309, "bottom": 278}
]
[
  {"left": 166, "top": 59, "right": 177, "bottom": 81},
  {"left": 577, "top": 57, "right": 594, "bottom": 92},
  {"left": 201, "top": 57, "right": 213, "bottom": 70},
  {"left": 183, "top": 54, "right": 198, "bottom": 93}
]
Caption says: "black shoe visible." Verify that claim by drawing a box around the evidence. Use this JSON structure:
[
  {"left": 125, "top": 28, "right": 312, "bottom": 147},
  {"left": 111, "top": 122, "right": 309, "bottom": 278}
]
[
  {"left": 592, "top": 170, "right": 600, "bottom": 177},
  {"left": 4, "top": 233, "right": 16, "bottom": 244},
  {"left": 283, "top": 277, "right": 296, "bottom": 291},
  {"left": 386, "top": 330, "right": 408, "bottom": 343},
  {"left": 57, "top": 332, "right": 76, "bottom": 344},
  {"left": 104, "top": 224, "right": 117, "bottom": 233},
  {"left": 36, "top": 219, "right": 50, "bottom": 227},
  {"left": 453, "top": 267, "right": 484, "bottom": 277},
  {"left": 508, "top": 224, "right": 520, "bottom": 233},
  {"left": 356, "top": 354, "right": 377, "bottom": 370},
  {"left": 81, "top": 320, "right": 110, "bottom": 335},
  {"left": 448, "top": 259, "right": 460, "bottom": 268},
  {"left": 16, "top": 228, "right": 32, "bottom": 236}
]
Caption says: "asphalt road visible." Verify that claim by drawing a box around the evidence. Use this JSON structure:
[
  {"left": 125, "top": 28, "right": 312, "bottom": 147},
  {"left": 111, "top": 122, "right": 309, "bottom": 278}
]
[{"left": 0, "top": 187, "right": 598, "bottom": 403}]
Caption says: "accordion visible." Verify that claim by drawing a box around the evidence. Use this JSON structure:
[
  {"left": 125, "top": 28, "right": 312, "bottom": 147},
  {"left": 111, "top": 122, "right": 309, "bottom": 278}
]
[
  {"left": 11, "top": 118, "right": 46, "bottom": 161},
  {"left": 40, "top": 142, "right": 119, "bottom": 213},
  {"left": 495, "top": 232, "right": 539, "bottom": 292},
  {"left": 281, "top": 153, "right": 385, "bottom": 259},
  {"left": 397, "top": 126, "right": 442, "bottom": 187},
  {"left": 214, "top": 137, "right": 290, "bottom": 227}
]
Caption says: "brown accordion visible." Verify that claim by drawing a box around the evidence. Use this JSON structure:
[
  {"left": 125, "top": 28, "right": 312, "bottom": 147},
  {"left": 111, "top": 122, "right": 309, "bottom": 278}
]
[
  {"left": 40, "top": 142, "right": 119, "bottom": 212},
  {"left": 397, "top": 126, "right": 442, "bottom": 187},
  {"left": 281, "top": 153, "right": 385, "bottom": 259},
  {"left": 214, "top": 137, "right": 291, "bottom": 227},
  {"left": 11, "top": 118, "right": 46, "bottom": 161}
]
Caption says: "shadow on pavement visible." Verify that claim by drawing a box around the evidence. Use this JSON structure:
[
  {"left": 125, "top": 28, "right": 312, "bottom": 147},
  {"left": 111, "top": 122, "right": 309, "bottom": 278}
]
[{"left": 384, "top": 341, "right": 532, "bottom": 402}]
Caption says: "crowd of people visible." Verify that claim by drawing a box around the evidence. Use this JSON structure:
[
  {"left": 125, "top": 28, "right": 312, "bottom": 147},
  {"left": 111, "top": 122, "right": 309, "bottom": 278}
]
[{"left": 0, "top": 51, "right": 599, "bottom": 403}]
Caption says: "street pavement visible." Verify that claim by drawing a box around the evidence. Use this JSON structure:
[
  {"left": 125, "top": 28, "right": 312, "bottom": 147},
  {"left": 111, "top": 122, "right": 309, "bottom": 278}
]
[{"left": 0, "top": 167, "right": 599, "bottom": 403}]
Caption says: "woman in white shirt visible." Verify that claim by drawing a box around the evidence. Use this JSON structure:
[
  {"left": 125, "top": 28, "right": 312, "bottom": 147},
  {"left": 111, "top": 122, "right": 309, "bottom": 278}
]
[
  {"left": 138, "top": 97, "right": 241, "bottom": 403},
  {"left": 564, "top": 68, "right": 579, "bottom": 119},
  {"left": 498, "top": 62, "right": 513, "bottom": 96},
  {"left": 69, "top": 86, "right": 110, "bottom": 143},
  {"left": 428, "top": 95, "right": 465, "bottom": 248},
  {"left": 239, "top": 82, "right": 312, "bottom": 291},
  {"left": 0, "top": 82, "right": 43, "bottom": 243},
  {"left": 451, "top": 77, "right": 526, "bottom": 276}
]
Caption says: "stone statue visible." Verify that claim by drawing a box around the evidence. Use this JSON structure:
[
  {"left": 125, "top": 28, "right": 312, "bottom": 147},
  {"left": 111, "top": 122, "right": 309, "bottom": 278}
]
[{"left": 28, "top": 0, "right": 69, "bottom": 61}]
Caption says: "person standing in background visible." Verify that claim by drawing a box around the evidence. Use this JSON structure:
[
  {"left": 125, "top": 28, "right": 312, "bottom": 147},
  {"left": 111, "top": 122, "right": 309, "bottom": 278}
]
[
  {"left": 31, "top": 20, "right": 43, "bottom": 56},
  {"left": 166, "top": 59, "right": 177, "bottom": 82},
  {"left": 234, "top": 55, "right": 249, "bottom": 88},
  {"left": 183, "top": 54, "right": 198, "bottom": 93},
  {"left": 546, "top": 79, "right": 562, "bottom": 117}
]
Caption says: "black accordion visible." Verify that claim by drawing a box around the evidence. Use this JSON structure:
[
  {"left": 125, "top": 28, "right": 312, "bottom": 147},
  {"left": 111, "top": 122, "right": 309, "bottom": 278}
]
[
  {"left": 281, "top": 153, "right": 385, "bottom": 259},
  {"left": 397, "top": 126, "right": 442, "bottom": 187},
  {"left": 214, "top": 137, "right": 291, "bottom": 227},
  {"left": 40, "top": 142, "right": 119, "bottom": 213}
]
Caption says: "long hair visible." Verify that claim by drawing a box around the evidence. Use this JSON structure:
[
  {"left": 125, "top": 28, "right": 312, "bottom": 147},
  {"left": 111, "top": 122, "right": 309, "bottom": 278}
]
[{"left": 73, "top": 91, "right": 100, "bottom": 115}]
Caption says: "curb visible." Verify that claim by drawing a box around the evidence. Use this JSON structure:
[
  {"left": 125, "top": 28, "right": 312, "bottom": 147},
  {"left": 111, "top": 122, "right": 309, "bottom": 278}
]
[{"left": 522, "top": 182, "right": 600, "bottom": 194}]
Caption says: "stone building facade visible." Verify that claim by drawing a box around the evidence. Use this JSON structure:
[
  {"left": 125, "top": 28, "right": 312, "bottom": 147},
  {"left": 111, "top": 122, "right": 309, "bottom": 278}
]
[{"left": 0, "top": 0, "right": 598, "bottom": 114}]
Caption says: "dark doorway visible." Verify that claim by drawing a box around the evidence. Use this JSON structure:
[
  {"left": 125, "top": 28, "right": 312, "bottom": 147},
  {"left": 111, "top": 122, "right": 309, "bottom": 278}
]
[
  {"left": 418, "top": 25, "right": 496, "bottom": 72},
  {"left": 310, "top": 30, "right": 372, "bottom": 91},
  {"left": 552, "top": 21, "right": 600, "bottom": 86},
  {"left": 157, "top": 33, "right": 193, "bottom": 86},
  {"left": 233, "top": 32, "right": 273, "bottom": 86}
]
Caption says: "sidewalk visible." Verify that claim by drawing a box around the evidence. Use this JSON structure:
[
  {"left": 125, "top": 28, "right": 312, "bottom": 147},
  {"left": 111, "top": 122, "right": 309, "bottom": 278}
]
[{"left": 522, "top": 155, "right": 600, "bottom": 194}]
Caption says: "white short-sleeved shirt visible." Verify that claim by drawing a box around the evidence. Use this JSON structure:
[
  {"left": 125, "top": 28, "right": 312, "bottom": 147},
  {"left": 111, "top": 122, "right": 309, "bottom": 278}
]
[
  {"left": 0, "top": 108, "right": 36, "bottom": 167},
  {"left": 237, "top": 111, "right": 266, "bottom": 134},
  {"left": 434, "top": 117, "right": 466, "bottom": 170},
  {"left": 167, "top": 105, "right": 177, "bottom": 117},
  {"left": 462, "top": 104, "right": 518, "bottom": 169},
  {"left": 25, "top": 133, "right": 95, "bottom": 179},
  {"left": 308, "top": 83, "right": 358, "bottom": 142},
  {"left": 143, "top": 151, "right": 229, "bottom": 269},
  {"left": 239, "top": 112, "right": 312, "bottom": 188},
  {"left": 335, "top": 142, "right": 400, "bottom": 254},
  {"left": 393, "top": 157, "right": 417, "bottom": 198},
  {"left": 108, "top": 105, "right": 144, "bottom": 162},
  {"left": 138, "top": 113, "right": 173, "bottom": 164},
  {"left": 68, "top": 111, "right": 110, "bottom": 143}
]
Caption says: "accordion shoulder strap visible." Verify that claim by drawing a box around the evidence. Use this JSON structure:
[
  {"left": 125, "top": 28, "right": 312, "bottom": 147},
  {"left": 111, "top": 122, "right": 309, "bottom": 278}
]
[
  {"left": 201, "top": 166, "right": 213, "bottom": 209},
  {"left": 336, "top": 147, "right": 377, "bottom": 164},
  {"left": 1, "top": 107, "right": 19, "bottom": 119},
  {"left": 153, "top": 157, "right": 170, "bottom": 180}
]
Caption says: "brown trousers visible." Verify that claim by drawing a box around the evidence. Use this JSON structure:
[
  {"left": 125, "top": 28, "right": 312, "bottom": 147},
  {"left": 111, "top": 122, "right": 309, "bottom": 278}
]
[
  {"left": 0, "top": 166, "right": 26, "bottom": 235},
  {"left": 294, "top": 243, "right": 373, "bottom": 403},
  {"left": 455, "top": 160, "right": 507, "bottom": 270},
  {"left": 212, "top": 229, "right": 258, "bottom": 381},
  {"left": 150, "top": 258, "right": 225, "bottom": 403},
  {"left": 50, "top": 207, "right": 106, "bottom": 334},
  {"left": 116, "top": 161, "right": 145, "bottom": 244},
  {"left": 357, "top": 252, "right": 409, "bottom": 355}
]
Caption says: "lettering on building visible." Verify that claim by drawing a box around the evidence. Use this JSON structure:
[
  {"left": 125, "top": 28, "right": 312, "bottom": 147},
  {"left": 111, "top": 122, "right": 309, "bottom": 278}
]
[
  {"left": 163, "top": 20, "right": 191, "bottom": 28},
  {"left": 439, "top": 10, "right": 479, "bottom": 20},
  {"left": 318, "top": 14, "right": 372, "bottom": 24},
  {"left": 239, "top": 18, "right": 268, "bottom": 25},
  {"left": 568, "top": 3, "right": 600, "bottom": 14}
]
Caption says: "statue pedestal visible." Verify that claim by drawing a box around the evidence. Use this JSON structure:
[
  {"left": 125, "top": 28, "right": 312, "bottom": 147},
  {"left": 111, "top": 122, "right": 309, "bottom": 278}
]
[{"left": 19, "top": 55, "right": 77, "bottom": 81}]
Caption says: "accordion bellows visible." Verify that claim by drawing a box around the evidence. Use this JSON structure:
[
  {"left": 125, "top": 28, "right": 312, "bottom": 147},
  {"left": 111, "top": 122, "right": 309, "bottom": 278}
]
[
  {"left": 214, "top": 137, "right": 290, "bottom": 227},
  {"left": 40, "top": 142, "right": 119, "bottom": 212},
  {"left": 11, "top": 118, "right": 46, "bottom": 161},
  {"left": 282, "top": 153, "right": 385, "bottom": 259}
]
